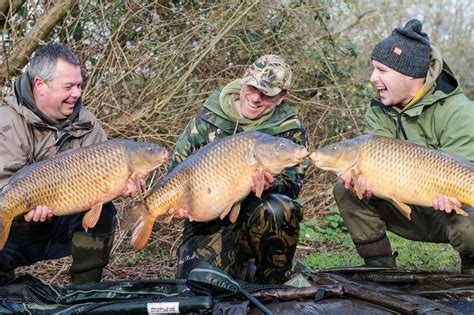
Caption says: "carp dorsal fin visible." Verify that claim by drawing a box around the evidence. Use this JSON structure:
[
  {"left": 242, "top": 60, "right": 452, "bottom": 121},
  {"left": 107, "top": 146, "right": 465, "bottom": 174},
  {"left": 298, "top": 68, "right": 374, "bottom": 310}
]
[
  {"left": 255, "top": 168, "right": 265, "bottom": 198},
  {"left": 82, "top": 203, "right": 103, "bottom": 229},
  {"left": 387, "top": 197, "right": 412, "bottom": 220},
  {"left": 350, "top": 168, "right": 363, "bottom": 199},
  {"left": 229, "top": 203, "right": 241, "bottom": 223}
]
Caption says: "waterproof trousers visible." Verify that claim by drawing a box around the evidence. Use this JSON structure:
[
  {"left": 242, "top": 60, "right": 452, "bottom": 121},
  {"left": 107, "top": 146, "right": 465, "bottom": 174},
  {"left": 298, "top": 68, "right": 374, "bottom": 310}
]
[
  {"left": 176, "top": 193, "right": 303, "bottom": 284},
  {"left": 0, "top": 202, "right": 116, "bottom": 286},
  {"left": 333, "top": 181, "right": 474, "bottom": 272}
]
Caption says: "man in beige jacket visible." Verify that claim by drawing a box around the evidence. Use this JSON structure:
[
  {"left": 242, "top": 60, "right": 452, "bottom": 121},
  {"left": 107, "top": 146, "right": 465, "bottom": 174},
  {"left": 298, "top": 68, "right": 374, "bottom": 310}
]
[{"left": 0, "top": 43, "right": 136, "bottom": 285}]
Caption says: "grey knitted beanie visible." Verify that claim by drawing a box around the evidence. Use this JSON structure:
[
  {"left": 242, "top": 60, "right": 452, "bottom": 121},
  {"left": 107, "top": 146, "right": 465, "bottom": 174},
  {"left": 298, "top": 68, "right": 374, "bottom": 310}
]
[{"left": 371, "top": 19, "right": 430, "bottom": 78}]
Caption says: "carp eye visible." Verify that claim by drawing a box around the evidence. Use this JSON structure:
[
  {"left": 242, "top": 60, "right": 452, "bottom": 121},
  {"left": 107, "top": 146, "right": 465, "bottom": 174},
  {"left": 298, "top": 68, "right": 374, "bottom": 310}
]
[
  {"left": 146, "top": 147, "right": 152, "bottom": 152},
  {"left": 331, "top": 145, "right": 337, "bottom": 150}
]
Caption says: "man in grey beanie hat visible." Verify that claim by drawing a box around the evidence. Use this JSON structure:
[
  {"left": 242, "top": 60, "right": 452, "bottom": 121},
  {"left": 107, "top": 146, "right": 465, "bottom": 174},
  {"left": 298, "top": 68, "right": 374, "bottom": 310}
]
[
  {"left": 371, "top": 19, "right": 430, "bottom": 78},
  {"left": 333, "top": 19, "right": 474, "bottom": 273}
]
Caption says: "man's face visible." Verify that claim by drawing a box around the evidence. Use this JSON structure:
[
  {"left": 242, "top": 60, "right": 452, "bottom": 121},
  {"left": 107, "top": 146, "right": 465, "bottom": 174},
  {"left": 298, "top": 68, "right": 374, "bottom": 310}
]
[
  {"left": 237, "top": 84, "right": 285, "bottom": 119},
  {"left": 34, "top": 59, "right": 82, "bottom": 120},
  {"left": 369, "top": 60, "right": 415, "bottom": 107}
]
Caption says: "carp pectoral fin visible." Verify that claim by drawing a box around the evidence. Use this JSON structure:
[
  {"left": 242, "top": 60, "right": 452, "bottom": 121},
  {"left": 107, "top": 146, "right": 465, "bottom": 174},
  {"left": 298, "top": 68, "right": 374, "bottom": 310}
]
[
  {"left": 220, "top": 204, "right": 233, "bottom": 220},
  {"left": 256, "top": 169, "right": 265, "bottom": 198},
  {"left": 228, "top": 203, "right": 241, "bottom": 224},
  {"left": 82, "top": 203, "right": 103, "bottom": 229},
  {"left": 132, "top": 174, "right": 145, "bottom": 202},
  {"left": 387, "top": 197, "right": 412, "bottom": 220},
  {"left": 123, "top": 203, "right": 148, "bottom": 231},
  {"left": 453, "top": 204, "right": 469, "bottom": 217},
  {"left": 0, "top": 217, "right": 12, "bottom": 250},
  {"left": 131, "top": 212, "right": 156, "bottom": 250},
  {"left": 351, "top": 169, "right": 363, "bottom": 199}
]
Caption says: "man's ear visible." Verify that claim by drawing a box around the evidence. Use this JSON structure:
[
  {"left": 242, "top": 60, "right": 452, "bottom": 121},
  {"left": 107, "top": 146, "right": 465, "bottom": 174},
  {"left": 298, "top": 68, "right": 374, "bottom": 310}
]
[
  {"left": 273, "top": 91, "right": 288, "bottom": 106},
  {"left": 34, "top": 76, "right": 46, "bottom": 94}
]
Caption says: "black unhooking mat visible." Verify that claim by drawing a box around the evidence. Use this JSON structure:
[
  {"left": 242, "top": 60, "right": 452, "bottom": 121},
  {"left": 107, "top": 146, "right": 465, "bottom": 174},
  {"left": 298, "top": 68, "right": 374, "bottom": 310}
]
[{"left": 1, "top": 265, "right": 473, "bottom": 314}]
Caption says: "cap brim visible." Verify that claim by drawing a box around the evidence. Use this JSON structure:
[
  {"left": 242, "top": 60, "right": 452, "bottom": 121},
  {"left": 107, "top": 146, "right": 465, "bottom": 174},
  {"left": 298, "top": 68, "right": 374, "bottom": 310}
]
[{"left": 241, "top": 76, "right": 282, "bottom": 97}]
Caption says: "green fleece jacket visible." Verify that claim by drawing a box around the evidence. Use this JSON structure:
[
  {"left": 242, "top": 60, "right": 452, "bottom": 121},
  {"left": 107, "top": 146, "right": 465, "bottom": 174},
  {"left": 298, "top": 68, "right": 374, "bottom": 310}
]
[{"left": 366, "top": 47, "right": 474, "bottom": 163}]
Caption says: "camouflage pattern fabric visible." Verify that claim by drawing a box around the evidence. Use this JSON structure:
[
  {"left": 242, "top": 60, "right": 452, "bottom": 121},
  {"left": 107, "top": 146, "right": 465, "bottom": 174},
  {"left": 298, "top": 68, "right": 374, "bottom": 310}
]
[
  {"left": 176, "top": 193, "right": 303, "bottom": 284},
  {"left": 171, "top": 90, "right": 309, "bottom": 284},
  {"left": 241, "top": 54, "right": 292, "bottom": 97}
]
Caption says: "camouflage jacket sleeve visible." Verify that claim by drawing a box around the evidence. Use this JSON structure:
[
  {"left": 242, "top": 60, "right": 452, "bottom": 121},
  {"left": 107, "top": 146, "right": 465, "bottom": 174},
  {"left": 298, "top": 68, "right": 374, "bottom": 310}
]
[
  {"left": 169, "top": 110, "right": 309, "bottom": 200},
  {"left": 267, "top": 127, "right": 309, "bottom": 199},
  {"left": 169, "top": 115, "right": 214, "bottom": 172}
]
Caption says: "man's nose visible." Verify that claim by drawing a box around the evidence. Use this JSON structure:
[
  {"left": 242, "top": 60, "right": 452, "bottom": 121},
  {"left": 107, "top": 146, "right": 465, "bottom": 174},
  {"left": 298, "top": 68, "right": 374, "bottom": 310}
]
[
  {"left": 71, "top": 86, "right": 82, "bottom": 97},
  {"left": 251, "top": 90, "right": 263, "bottom": 102},
  {"left": 369, "top": 70, "right": 377, "bottom": 84}
]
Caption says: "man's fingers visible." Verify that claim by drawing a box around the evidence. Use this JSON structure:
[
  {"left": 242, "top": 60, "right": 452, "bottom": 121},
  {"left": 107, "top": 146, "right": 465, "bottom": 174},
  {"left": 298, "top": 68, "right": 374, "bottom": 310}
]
[
  {"left": 40, "top": 207, "right": 49, "bottom": 222},
  {"left": 433, "top": 194, "right": 461, "bottom": 213},
  {"left": 450, "top": 197, "right": 462, "bottom": 208},
  {"left": 442, "top": 195, "right": 452, "bottom": 212},
  {"left": 24, "top": 210, "right": 34, "bottom": 222},
  {"left": 32, "top": 206, "right": 43, "bottom": 222},
  {"left": 343, "top": 176, "right": 353, "bottom": 190},
  {"left": 168, "top": 208, "right": 189, "bottom": 220}
]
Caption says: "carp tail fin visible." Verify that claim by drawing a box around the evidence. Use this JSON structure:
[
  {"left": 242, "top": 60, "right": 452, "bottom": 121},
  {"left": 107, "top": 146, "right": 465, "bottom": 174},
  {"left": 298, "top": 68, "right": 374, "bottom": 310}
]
[
  {"left": 0, "top": 219, "right": 11, "bottom": 251},
  {"left": 0, "top": 196, "right": 12, "bottom": 250},
  {"left": 130, "top": 204, "right": 156, "bottom": 250}
]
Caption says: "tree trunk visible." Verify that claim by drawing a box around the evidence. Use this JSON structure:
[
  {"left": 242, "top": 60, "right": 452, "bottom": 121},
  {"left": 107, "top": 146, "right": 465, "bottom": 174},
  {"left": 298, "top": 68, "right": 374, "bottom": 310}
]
[
  {"left": 0, "top": 0, "right": 24, "bottom": 25},
  {"left": 0, "top": 0, "right": 79, "bottom": 84}
]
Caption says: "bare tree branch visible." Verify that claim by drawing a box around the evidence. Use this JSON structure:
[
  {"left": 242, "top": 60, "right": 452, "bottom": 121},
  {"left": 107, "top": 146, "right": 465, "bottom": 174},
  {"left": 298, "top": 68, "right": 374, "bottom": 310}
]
[
  {"left": 0, "top": 0, "right": 24, "bottom": 24},
  {"left": 0, "top": 0, "right": 78, "bottom": 84}
]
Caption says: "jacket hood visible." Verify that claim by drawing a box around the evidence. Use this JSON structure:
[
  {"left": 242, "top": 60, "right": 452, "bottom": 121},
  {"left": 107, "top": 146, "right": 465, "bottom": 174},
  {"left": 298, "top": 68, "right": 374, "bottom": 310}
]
[
  {"left": 417, "top": 45, "right": 461, "bottom": 105},
  {"left": 201, "top": 87, "right": 302, "bottom": 135},
  {"left": 371, "top": 45, "right": 463, "bottom": 117}
]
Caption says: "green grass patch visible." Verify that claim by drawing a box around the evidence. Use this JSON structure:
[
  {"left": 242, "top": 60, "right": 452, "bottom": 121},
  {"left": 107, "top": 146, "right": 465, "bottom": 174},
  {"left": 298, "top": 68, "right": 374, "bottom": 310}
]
[{"left": 299, "top": 209, "right": 460, "bottom": 273}]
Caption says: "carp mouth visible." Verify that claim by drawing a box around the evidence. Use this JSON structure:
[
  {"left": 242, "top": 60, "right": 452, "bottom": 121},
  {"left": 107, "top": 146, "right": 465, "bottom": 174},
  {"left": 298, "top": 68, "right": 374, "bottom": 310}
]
[
  {"left": 309, "top": 151, "right": 330, "bottom": 169},
  {"left": 297, "top": 148, "right": 310, "bottom": 163},
  {"left": 308, "top": 152, "right": 317, "bottom": 165}
]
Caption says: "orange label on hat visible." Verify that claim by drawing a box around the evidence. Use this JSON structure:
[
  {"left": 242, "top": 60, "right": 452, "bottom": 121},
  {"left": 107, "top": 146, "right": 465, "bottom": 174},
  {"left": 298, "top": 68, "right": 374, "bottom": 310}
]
[{"left": 394, "top": 47, "right": 402, "bottom": 55}]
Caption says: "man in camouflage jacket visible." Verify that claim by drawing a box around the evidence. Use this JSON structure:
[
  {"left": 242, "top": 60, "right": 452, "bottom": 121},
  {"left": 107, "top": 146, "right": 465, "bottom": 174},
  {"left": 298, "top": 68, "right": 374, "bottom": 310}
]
[{"left": 170, "top": 55, "right": 310, "bottom": 284}]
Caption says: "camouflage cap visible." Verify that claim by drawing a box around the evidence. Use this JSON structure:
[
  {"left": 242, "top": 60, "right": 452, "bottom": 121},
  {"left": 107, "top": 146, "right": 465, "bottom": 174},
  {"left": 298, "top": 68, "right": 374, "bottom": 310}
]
[{"left": 241, "top": 55, "right": 292, "bottom": 97}]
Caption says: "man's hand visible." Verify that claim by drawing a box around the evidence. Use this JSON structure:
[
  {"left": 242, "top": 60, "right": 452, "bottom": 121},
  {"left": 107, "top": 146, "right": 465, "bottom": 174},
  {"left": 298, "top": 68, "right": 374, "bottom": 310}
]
[
  {"left": 433, "top": 194, "right": 462, "bottom": 213},
  {"left": 24, "top": 205, "right": 54, "bottom": 222},
  {"left": 122, "top": 178, "right": 146, "bottom": 197},
  {"left": 168, "top": 208, "right": 190, "bottom": 220},
  {"left": 251, "top": 171, "right": 274, "bottom": 193},
  {"left": 343, "top": 174, "right": 373, "bottom": 199}
]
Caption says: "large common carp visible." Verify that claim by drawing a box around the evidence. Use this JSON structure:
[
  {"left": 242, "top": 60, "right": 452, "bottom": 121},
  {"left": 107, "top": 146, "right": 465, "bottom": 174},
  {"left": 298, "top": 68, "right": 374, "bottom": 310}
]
[
  {"left": 0, "top": 140, "right": 168, "bottom": 250},
  {"left": 130, "top": 131, "right": 309, "bottom": 250},
  {"left": 310, "top": 135, "right": 474, "bottom": 219}
]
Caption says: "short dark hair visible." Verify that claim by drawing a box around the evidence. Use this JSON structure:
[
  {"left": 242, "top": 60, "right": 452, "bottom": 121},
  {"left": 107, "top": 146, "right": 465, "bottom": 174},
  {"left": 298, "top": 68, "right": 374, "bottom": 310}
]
[{"left": 27, "top": 43, "right": 80, "bottom": 86}]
